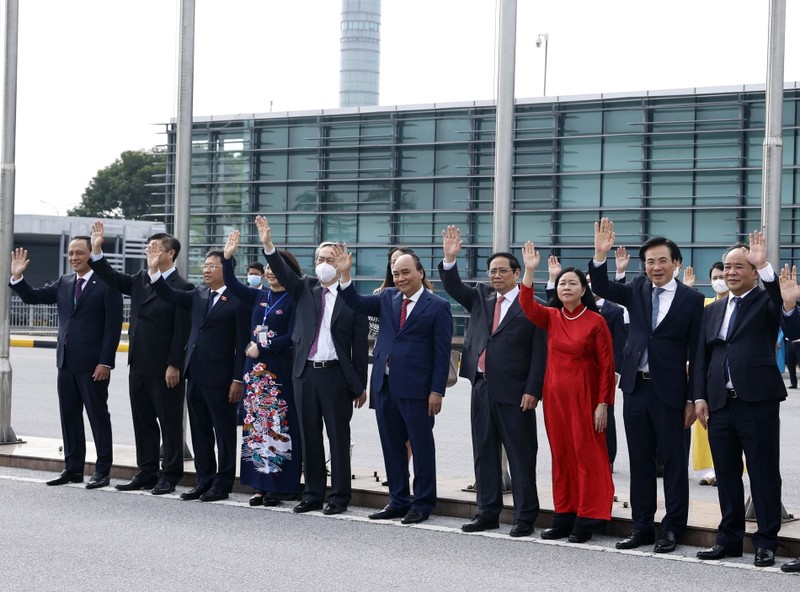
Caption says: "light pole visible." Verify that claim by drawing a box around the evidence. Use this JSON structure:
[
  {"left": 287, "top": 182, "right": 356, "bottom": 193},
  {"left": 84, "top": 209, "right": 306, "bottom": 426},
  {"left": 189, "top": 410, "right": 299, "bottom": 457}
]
[
  {"left": 39, "top": 200, "right": 59, "bottom": 216},
  {"left": 536, "top": 33, "right": 548, "bottom": 96}
]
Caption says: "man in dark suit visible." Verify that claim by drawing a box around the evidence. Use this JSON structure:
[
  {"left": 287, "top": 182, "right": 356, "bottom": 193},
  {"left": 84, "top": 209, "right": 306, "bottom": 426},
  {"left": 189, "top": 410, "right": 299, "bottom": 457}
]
[
  {"left": 546, "top": 255, "right": 628, "bottom": 467},
  {"left": 693, "top": 232, "right": 800, "bottom": 567},
  {"left": 147, "top": 246, "right": 249, "bottom": 502},
  {"left": 256, "top": 216, "right": 368, "bottom": 516},
  {"left": 439, "top": 226, "right": 545, "bottom": 537},
  {"left": 336, "top": 244, "right": 453, "bottom": 525},
  {"left": 590, "top": 218, "right": 704, "bottom": 554},
  {"left": 10, "top": 238, "right": 122, "bottom": 489},
  {"left": 89, "top": 221, "right": 192, "bottom": 494}
]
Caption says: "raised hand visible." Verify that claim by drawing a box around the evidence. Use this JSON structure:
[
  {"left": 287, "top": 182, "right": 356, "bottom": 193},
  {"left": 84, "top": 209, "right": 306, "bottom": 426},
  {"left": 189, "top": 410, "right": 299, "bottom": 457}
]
[
  {"left": 91, "top": 221, "right": 105, "bottom": 254},
  {"left": 779, "top": 263, "right": 800, "bottom": 311},
  {"left": 747, "top": 229, "right": 768, "bottom": 270},
  {"left": 255, "top": 215, "right": 273, "bottom": 251},
  {"left": 615, "top": 246, "right": 630, "bottom": 275},
  {"left": 442, "top": 225, "right": 462, "bottom": 263},
  {"left": 683, "top": 265, "right": 696, "bottom": 288},
  {"left": 521, "top": 241, "right": 540, "bottom": 271},
  {"left": 594, "top": 218, "right": 615, "bottom": 262},
  {"left": 224, "top": 229, "right": 240, "bottom": 260},
  {"left": 331, "top": 242, "right": 352, "bottom": 280},
  {"left": 146, "top": 240, "right": 165, "bottom": 273},
  {"left": 547, "top": 255, "right": 561, "bottom": 283},
  {"left": 10, "top": 247, "right": 30, "bottom": 279}
]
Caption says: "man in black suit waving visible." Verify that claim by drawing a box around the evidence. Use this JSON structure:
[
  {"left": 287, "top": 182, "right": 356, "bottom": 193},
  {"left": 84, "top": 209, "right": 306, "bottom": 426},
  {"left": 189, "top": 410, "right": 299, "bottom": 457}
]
[
  {"left": 438, "top": 226, "right": 545, "bottom": 537},
  {"left": 694, "top": 232, "right": 800, "bottom": 567},
  {"left": 89, "top": 221, "right": 192, "bottom": 494},
  {"left": 148, "top": 245, "right": 249, "bottom": 502},
  {"left": 589, "top": 218, "right": 704, "bottom": 554},
  {"left": 256, "top": 215, "right": 368, "bottom": 516},
  {"left": 10, "top": 238, "right": 122, "bottom": 489}
]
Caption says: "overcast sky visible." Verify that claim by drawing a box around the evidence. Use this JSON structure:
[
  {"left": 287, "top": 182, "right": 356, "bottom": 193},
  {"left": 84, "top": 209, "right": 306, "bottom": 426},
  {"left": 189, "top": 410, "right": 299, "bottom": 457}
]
[{"left": 2, "top": 0, "right": 799, "bottom": 217}]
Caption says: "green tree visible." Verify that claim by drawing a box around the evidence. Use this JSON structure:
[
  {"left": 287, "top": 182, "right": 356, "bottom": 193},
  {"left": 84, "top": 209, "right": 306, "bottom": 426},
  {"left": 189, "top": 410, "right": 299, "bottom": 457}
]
[{"left": 68, "top": 148, "right": 166, "bottom": 219}]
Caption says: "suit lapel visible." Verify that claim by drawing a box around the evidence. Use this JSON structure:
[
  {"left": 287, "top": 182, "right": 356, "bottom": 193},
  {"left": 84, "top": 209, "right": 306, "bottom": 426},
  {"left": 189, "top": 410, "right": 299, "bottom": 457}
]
[
  {"left": 72, "top": 275, "right": 98, "bottom": 315},
  {"left": 392, "top": 291, "right": 403, "bottom": 333},
  {"left": 728, "top": 288, "right": 761, "bottom": 340},
  {"left": 483, "top": 292, "right": 495, "bottom": 333},
  {"left": 493, "top": 294, "right": 521, "bottom": 335},
  {"left": 401, "top": 291, "right": 430, "bottom": 332}
]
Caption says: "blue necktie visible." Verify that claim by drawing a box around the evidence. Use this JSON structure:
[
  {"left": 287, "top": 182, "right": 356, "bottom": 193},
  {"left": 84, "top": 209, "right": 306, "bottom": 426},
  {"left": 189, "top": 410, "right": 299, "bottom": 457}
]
[{"left": 640, "top": 287, "right": 664, "bottom": 369}]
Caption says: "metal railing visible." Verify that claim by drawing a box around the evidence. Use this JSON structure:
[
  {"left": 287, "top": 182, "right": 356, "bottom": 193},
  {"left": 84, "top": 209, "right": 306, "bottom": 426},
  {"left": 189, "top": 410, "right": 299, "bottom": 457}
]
[{"left": 9, "top": 296, "right": 131, "bottom": 334}]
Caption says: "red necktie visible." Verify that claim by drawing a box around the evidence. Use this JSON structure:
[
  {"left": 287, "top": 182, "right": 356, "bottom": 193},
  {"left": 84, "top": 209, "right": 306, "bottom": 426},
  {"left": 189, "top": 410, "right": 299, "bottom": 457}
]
[
  {"left": 399, "top": 298, "right": 411, "bottom": 329},
  {"left": 478, "top": 295, "right": 504, "bottom": 372}
]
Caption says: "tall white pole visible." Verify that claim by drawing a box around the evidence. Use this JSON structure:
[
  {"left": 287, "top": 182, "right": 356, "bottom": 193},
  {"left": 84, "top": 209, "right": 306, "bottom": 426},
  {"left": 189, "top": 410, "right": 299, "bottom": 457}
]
[
  {"left": 492, "top": 0, "right": 516, "bottom": 253},
  {"left": 761, "top": 0, "right": 786, "bottom": 264},
  {"left": 175, "top": 0, "right": 195, "bottom": 276},
  {"left": 0, "top": 0, "right": 20, "bottom": 444}
]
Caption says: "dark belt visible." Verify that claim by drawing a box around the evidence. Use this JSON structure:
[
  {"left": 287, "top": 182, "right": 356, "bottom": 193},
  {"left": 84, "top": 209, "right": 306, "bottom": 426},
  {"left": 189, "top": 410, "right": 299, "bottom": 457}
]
[
  {"left": 637, "top": 371, "right": 651, "bottom": 380},
  {"left": 306, "top": 360, "right": 340, "bottom": 369},
  {"left": 726, "top": 388, "right": 737, "bottom": 398},
  {"left": 475, "top": 372, "right": 486, "bottom": 382}
]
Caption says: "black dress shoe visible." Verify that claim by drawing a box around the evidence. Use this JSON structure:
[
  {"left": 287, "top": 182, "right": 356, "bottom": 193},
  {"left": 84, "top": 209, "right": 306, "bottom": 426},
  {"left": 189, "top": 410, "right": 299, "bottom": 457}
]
[
  {"left": 116, "top": 474, "right": 159, "bottom": 491},
  {"left": 151, "top": 477, "right": 176, "bottom": 495},
  {"left": 262, "top": 495, "right": 281, "bottom": 507},
  {"left": 616, "top": 528, "right": 655, "bottom": 549},
  {"left": 781, "top": 558, "right": 800, "bottom": 573},
  {"left": 754, "top": 548, "right": 775, "bottom": 567},
  {"left": 46, "top": 470, "right": 83, "bottom": 486},
  {"left": 199, "top": 487, "right": 229, "bottom": 502},
  {"left": 86, "top": 472, "right": 110, "bottom": 489},
  {"left": 568, "top": 529, "right": 592, "bottom": 543},
  {"left": 461, "top": 514, "right": 500, "bottom": 533},
  {"left": 180, "top": 485, "right": 211, "bottom": 501},
  {"left": 654, "top": 529, "right": 677, "bottom": 554},
  {"left": 292, "top": 500, "right": 323, "bottom": 513},
  {"left": 541, "top": 524, "right": 572, "bottom": 540},
  {"left": 696, "top": 544, "right": 743, "bottom": 560},
  {"left": 323, "top": 503, "right": 347, "bottom": 515},
  {"left": 368, "top": 505, "right": 408, "bottom": 520},
  {"left": 401, "top": 509, "right": 429, "bottom": 525},
  {"left": 509, "top": 520, "right": 534, "bottom": 538}
]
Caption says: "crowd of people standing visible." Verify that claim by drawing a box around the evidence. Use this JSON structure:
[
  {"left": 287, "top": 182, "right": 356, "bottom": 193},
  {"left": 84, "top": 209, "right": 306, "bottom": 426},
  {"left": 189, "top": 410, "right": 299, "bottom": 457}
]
[{"left": 8, "top": 215, "right": 800, "bottom": 573}]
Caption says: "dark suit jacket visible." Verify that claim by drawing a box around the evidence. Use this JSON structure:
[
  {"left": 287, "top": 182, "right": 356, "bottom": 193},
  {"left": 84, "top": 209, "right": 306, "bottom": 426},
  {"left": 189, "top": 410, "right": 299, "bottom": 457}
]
[
  {"left": 589, "top": 259, "right": 704, "bottom": 408},
  {"left": 338, "top": 283, "right": 453, "bottom": 399},
  {"left": 10, "top": 273, "right": 122, "bottom": 371},
  {"left": 693, "top": 279, "right": 796, "bottom": 411},
  {"left": 599, "top": 299, "right": 627, "bottom": 374},
  {"left": 263, "top": 249, "right": 368, "bottom": 398},
  {"left": 439, "top": 262, "right": 545, "bottom": 405},
  {"left": 151, "top": 278, "right": 249, "bottom": 389},
  {"left": 89, "top": 256, "right": 192, "bottom": 378}
]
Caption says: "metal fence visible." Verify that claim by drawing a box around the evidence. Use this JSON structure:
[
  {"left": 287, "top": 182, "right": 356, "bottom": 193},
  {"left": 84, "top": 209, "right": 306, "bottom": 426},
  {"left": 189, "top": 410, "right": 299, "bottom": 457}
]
[{"left": 9, "top": 295, "right": 132, "bottom": 333}]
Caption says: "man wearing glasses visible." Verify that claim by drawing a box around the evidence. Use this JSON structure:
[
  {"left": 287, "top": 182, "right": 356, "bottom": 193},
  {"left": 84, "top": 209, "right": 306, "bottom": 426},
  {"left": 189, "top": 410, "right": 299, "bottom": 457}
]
[
  {"left": 147, "top": 248, "right": 249, "bottom": 502},
  {"left": 438, "top": 226, "right": 546, "bottom": 537}
]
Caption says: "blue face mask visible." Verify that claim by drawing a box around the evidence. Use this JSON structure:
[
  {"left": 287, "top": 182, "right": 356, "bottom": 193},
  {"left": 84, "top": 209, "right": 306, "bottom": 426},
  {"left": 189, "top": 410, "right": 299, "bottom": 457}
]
[{"left": 246, "top": 274, "right": 263, "bottom": 287}]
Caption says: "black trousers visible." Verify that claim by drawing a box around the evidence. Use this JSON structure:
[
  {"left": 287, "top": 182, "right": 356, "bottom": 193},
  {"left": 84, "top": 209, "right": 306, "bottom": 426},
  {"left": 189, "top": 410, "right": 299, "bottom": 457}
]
[
  {"left": 294, "top": 366, "right": 353, "bottom": 506},
  {"left": 129, "top": 369, "right": 186, "bottom": 483},
  {"left": 186, "top": 381, "right": 237, "bottom": 492}
]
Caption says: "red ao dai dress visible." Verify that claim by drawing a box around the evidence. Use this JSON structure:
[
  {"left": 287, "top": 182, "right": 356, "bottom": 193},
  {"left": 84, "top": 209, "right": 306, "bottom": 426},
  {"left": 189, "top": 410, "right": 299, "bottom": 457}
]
[{"left": 519, "top": 284, "right": 616, "bottom": 523}]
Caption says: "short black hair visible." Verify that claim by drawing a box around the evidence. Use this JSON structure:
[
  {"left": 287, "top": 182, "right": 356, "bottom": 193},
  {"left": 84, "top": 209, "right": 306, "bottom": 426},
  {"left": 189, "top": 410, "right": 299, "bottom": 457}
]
[
  {"left": 547, "top": 267, "right": 600, "bottom": 313},
  {"left": 247, "top": 261, "right": 265, "bottom": 274},
  {"left": 70, "top": 235, "right": 91, "bottom": 250},
  {"left": 487, "top": 252, "right": 521, "bottom": 272},
  {"left": 147, "top": 233, "right": 181, "bottom": 262},
  {"left": 708, "top": 261, "right": 723, "bottom": 278},
  {"left": 639, "top": 236, "right": 682, "bottom": 263},
  {"left": 205, "top": 249, "right": 231, "bottom": 267}
]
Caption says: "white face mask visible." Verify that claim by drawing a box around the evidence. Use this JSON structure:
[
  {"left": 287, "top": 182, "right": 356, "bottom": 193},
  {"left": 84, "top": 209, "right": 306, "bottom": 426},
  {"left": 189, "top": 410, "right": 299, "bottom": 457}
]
[
  {"left": 246, "top": 275, "right": 263, "bottom": 287},
  {"left": 711, "top": 278, "right": 728, "bottom": 294},
  {"left": 673, "top": 267, "right": 681, "bottom": 279},
  {"left": 315, "top": 262, "right": 337, "bottom": 284}
]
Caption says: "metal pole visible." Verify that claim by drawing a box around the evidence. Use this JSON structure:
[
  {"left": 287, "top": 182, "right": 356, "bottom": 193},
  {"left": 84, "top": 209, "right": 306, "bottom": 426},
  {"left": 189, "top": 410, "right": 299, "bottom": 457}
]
[
  {"left": 491, "top": 0, "right": 516, "bottom": 253},
  {"left": 175, "top": 0, "right": 194, "bottom": 277},
  {"left": 542, "top": 36, "right": 548, "bottom": 97},
  {"left": 175, "top": 0, "right": 195, "bottom": 459},
  {"left": 0, "top": 0, "right": 20, "bottom": 444},
  {"left": 761, "top": 0, "right": 785, "bottom": 264}
]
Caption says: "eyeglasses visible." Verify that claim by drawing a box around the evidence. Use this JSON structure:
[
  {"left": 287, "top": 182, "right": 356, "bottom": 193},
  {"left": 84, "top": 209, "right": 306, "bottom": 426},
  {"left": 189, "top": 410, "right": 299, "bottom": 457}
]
[
  {"left": 202, "top": 264, "right": 221, "bottom": 270},
  {"left": 487, "top": 268, "right": 513, "bottom": 276}
]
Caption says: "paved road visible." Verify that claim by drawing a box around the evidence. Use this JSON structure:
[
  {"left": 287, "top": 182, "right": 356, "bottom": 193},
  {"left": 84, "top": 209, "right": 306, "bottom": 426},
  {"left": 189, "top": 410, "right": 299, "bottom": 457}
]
[{"left": 0, "top": 466, "right": 796, "bottom": 591}]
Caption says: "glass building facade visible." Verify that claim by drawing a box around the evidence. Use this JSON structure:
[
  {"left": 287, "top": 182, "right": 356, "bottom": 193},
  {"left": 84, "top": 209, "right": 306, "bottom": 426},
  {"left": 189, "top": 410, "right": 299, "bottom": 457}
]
[{"left": 164, "top": 84, "right": 800, "bottom": 334}]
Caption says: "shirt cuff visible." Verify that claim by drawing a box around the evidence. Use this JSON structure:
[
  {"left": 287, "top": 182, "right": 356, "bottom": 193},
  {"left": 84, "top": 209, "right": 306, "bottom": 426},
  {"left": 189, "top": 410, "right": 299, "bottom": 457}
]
[
  {"left": 546, "top": 281, "right": 555, "bottom": 290},
  {"left": 441, "top": 260, "right": 456, "bottom": 271},
  {"left": 148, "top": 270, "right": 162, "bottom": 282},
  {"left": 90, "top": 252, "right": 104, "bottom": 261},
  {"left": 339, "top": 278, "right": 352, "bottom": 290},
  {"left": 9, "top": 275, "right": 23, "bottom": 285},
  {"left": 615, "top": 272, "right": 625, "bottom": 280},
  {"left": 264, "top": 247, "right": 277, "bottom": 256},
  {"left": 757, "top": 262, "right": 775, "bottom": 282},
  {"left": 592, "top": 258, "right": 605, "bottom": 268}
]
